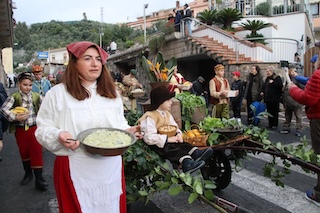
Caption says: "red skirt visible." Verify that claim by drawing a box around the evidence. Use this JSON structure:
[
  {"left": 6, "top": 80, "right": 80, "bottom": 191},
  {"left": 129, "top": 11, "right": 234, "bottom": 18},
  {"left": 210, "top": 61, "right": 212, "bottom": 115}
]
[{"left": 54, "top": 156, "right": 127, "bottom": 213}]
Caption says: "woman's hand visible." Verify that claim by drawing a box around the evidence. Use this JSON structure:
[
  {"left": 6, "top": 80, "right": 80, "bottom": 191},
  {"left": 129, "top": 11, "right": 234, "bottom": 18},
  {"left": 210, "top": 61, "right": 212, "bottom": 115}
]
[
  {"left": 58, "top": 131, "right": 80, "bottom": 151},
  {"left": 126, "top": 125, "right": 144, "bottom": 139}
]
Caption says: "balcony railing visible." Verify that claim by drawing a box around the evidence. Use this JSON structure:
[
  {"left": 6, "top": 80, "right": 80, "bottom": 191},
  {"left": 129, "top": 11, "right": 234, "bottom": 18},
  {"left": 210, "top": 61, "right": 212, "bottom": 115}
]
[
  {"left": 217, "top": 0, "right": 308, "bottom": 17},
  {"left": 188, "top": 18, "right": 301, "bottom": 64}
]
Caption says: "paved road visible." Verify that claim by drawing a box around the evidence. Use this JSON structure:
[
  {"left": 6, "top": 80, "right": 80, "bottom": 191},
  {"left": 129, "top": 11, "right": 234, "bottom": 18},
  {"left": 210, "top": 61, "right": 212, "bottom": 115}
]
[{"left": 1, "top": 93, "right": 319, "bottom": 212}]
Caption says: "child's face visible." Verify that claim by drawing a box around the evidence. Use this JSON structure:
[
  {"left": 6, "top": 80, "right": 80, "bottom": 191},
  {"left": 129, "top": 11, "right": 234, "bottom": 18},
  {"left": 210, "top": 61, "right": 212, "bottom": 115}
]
[
  {"left": 232, "top": 75, "right": 239, "bottom": 80},
  {"left": 18, "top": 79, "right": 33, "bottom": 94},
  {"left": 158, "top": 99, "right": 172, "bottom": 111},
  {"left": 215, "top": 69, "right": 225, "bottom": 77},
  {"left": 33, "top": 71, "right": 43, "bottom": 80}
]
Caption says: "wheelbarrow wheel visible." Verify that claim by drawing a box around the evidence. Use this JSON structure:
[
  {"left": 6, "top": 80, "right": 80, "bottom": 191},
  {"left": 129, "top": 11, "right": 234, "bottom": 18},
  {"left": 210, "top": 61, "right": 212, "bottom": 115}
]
[{"left": 201, "top": 150, "right": 231, "bottom": 190}]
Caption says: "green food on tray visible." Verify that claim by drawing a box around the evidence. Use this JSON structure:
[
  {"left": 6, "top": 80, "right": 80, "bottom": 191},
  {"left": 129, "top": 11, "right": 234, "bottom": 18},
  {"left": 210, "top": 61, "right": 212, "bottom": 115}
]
[{"left": 83, "top": 130, "right": 132, "bottom": 148}]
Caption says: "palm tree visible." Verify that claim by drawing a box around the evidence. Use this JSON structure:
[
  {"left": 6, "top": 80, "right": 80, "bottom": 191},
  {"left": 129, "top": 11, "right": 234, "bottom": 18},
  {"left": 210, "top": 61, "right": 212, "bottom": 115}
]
[
  {"left": 239, "top": 19, "right": 271, "bottom": 37},
  {"left": 196, "top": 9, "right": 218, "bottom": 26},
  {"left": 215, "top": 8, "right": 243, "bottom": 30}
]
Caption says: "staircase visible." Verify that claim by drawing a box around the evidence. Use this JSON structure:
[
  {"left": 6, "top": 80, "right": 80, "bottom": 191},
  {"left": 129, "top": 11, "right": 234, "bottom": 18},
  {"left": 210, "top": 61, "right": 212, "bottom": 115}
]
[{"left": 188, "top": 35, "right": 253, "bottom": 65}]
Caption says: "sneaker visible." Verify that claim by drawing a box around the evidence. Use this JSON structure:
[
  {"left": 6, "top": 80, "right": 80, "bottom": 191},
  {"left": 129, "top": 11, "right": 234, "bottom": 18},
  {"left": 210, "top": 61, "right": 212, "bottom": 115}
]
[
  {"left": 279, "top": 129, "right": 290, "bottom": 134},
  {"left": 192, "top": 148, "right": 213, "bottom": 162},
  {"left": 295, "top": 131, "right": 301, "bottom": 137},
  {"left": 182, "top": 159, "right": 205, "bottom": 173},
  {"left": 305, "top": 189, "right": 320, "bottom": 206}
]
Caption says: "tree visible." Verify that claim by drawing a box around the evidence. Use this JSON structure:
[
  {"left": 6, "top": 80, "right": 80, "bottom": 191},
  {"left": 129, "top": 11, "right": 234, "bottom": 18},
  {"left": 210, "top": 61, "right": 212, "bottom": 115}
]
[
  {"left": 255, "top": 2, "right": 271, "bottom": 16},
  {"left": 13, "top": 22, "right": 30, "bottom": 49},
  {"left": 196, "top": 9, "right": 218, "bottom": 26},
  {"left": 215, "top": 8, "right": 243, "bottom": 30},
  {"left": 239, "top": 19, "right": 271, "bottom": 37},
  {"left": 239, "top": 19, "right": 271, "bottom": 44}
]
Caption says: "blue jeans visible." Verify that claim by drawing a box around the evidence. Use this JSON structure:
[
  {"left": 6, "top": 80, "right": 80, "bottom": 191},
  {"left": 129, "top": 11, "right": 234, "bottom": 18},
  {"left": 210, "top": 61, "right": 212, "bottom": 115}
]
[{"left": 185, "top": 20, "right": 192, "bottom": 36}]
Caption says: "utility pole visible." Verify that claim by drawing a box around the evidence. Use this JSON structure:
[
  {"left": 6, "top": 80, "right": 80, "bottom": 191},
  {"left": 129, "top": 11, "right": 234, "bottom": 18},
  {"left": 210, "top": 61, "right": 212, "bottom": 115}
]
[
  {"left": 99, "top": 7, "right": 104, "bottom": 48},
  {"left": 143, "top": 4, "right": 148, "bottom": 43}
]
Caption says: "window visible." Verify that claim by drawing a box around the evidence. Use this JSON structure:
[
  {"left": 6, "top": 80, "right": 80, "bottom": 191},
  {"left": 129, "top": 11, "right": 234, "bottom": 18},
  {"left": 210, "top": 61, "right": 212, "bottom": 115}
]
[
  {"left": 52, "top": 55, "right": 55, "bottom": 62},
  {"left": 311, "top": 3, "right": 319, "bottom": 16}
]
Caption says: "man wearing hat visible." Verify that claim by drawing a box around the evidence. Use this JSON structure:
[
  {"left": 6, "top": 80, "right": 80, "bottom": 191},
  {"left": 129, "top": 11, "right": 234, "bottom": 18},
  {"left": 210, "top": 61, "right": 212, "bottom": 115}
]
[
  {"left": 122, "top": 69, "right": 143, "bottom": 95},
  {"left": 31, "top": 65, "right": 51, "bottom": 97},
  {"left": 139, "top": 85, "right": 213, "bottom": 173},
  {"left": 230, "top": 71, "right": 245, "bottom": 118}
]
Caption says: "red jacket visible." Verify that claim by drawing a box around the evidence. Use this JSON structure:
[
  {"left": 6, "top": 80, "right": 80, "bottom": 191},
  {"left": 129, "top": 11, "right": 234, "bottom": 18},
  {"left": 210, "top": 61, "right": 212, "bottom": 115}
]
[{"left": 289, "top": 69, "right": 320, "bottom": 119}]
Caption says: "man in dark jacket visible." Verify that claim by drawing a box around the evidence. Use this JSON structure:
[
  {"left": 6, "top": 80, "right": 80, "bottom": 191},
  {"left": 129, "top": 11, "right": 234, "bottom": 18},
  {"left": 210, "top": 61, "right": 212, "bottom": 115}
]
[
  {"left": 244, "top": 65, "right": 264, "bottom": 124},
  {"left": 230, "top": 71, "right": 245, "bottom": 118},
  {"left": 173, "top": 9, "right": 182, "bottom": 32},
  {"left": 280, "top": 66, "right": 304, "bottom": 136}
]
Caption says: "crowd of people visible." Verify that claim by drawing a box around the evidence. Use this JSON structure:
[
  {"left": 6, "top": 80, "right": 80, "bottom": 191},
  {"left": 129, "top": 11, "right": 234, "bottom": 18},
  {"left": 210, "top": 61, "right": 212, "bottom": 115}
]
[{"left": 0, "top": 37, "right": 320, "bottom": 211}]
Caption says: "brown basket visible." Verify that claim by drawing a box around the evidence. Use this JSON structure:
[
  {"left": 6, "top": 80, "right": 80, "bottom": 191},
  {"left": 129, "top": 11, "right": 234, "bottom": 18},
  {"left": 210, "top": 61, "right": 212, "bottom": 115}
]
[
  {"left": 158, "top": 125, "right": 177, "bottom": 137},
  {"left": 183, "top": 133, "right": 209, "bottom": 147},
  {"left": 183, "top": 124, "right": 209, "bottom": 146}
]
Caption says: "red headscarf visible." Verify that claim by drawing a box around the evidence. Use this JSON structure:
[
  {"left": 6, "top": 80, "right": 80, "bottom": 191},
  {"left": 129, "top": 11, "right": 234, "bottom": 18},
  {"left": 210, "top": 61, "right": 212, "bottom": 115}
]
[{"left": 66, "top": 41, "right": 109, "bottom": 63}]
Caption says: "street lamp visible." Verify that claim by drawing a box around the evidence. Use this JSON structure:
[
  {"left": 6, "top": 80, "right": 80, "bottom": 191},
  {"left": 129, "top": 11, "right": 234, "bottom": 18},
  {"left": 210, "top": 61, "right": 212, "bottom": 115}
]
[{"left": 143, "top": 3, "right": 148, "bottom": 43}]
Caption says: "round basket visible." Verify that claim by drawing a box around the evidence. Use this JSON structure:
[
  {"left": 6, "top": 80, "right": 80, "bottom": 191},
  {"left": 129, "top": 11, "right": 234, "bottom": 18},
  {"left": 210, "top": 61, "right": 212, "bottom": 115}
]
[
  {"left": 183, "top": 124, "right": 209, "bottom": 146},
  {"left": 158, "top": 125, "right": 177, "bottom": 137},
  {"left": 183, "top": 133, "right": 209, "bottom": 147}
]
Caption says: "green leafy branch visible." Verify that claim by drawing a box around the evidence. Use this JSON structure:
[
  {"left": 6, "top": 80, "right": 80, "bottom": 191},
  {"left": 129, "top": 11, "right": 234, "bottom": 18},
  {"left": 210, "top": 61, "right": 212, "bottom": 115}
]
[{"left": 242, "top": 126, "right": 320, "bottom": 187}]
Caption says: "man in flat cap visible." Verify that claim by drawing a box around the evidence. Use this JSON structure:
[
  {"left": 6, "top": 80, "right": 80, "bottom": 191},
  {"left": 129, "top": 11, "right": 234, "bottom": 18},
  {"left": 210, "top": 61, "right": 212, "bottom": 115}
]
[{"left": 209, "top": 64, "right": 231, "bottom": 119}]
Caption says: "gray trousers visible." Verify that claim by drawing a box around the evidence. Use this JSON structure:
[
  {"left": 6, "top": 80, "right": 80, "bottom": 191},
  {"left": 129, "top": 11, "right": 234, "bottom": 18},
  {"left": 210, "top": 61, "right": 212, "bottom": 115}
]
[{"left": 282, "top": 105, "right": 303, "bottom": 131}]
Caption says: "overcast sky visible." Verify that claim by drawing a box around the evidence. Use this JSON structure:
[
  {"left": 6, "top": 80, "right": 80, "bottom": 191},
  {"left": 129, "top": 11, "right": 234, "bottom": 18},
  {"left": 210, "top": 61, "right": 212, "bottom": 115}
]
[{"left": 13, "top": 0, "right": 191, "bottom": 25}]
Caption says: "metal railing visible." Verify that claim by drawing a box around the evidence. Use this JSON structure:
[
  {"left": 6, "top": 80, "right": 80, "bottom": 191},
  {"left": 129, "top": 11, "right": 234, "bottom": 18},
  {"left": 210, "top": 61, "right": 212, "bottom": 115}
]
[
  {"left": 217, "top": 0, "right": 306, "bottom": 17},
  {"left": 183, "top": 18, "right": 236, "bottom": 50},
  {"left": 182, "top": 18, "right": 301, "bottom": 64},
  {"left": 235, "top": 37, "right": 300, "bottom": 63}
]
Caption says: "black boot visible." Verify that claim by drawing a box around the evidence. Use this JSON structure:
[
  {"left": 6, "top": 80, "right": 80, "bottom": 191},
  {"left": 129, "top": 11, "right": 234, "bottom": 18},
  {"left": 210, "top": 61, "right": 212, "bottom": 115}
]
[
  {"left": 182, "top": 158, "right": 205, "bottom": 173},
  {"left": 34, "top": 168, "right": 48, "bottom": 191},
  {"left": 20, "top": 160, "right": 33, "bottom": 185},
  {"left": 192, "top": 148, "right": 213, "bottom": 162}
]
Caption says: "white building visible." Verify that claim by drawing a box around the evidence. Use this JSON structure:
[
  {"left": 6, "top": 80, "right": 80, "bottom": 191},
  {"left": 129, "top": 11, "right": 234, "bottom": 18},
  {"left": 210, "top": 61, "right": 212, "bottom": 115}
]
[{"left": 43, "top": 47, "right": 68, "bottom": 76}]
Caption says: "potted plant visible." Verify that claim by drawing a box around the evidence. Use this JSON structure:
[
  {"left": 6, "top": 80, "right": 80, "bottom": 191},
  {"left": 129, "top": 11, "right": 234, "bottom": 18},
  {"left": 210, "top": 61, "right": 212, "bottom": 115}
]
[
  {"left": 239, "top": 19, "right": 271, "bottom": 45},
  {"left": 141, "top": 52, "right": 177, "bottom": 88}
]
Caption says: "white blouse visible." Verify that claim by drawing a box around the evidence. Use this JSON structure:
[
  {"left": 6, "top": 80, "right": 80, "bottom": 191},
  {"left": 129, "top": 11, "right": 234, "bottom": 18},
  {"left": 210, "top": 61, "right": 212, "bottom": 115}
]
[{"left": 35, "top": 82, "right": 130, "bottom": 213}]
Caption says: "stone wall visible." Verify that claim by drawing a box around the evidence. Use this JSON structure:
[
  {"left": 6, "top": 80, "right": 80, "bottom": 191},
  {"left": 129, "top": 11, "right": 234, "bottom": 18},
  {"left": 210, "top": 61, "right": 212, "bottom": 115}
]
[{"left": 106, "top": 34, "right": 284, "bottom": 102}]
